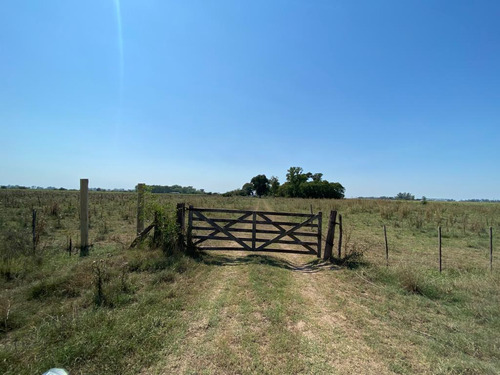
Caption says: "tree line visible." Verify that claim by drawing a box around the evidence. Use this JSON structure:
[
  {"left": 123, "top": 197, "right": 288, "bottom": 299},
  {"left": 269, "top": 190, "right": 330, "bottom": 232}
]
[
  {"left": 136, "top": 184, "right": 206, "bottom": 195},
  {"left": 223, "top": 167, "right": 345, "bottom": 199}
]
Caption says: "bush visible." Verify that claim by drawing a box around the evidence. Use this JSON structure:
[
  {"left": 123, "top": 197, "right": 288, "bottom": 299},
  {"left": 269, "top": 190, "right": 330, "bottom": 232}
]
[{"left": 331, "top": 246, "right": 366, "bottom": 269}]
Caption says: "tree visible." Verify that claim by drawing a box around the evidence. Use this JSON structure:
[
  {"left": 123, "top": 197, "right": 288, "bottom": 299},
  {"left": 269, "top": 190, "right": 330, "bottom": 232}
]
[
  {"left": 281, "top": 167, "right": 345, "bottom": 199},
  {"left": 285, "top": 167, "right": 309, "bottom": 197},
  {"left": 311, "top": 173, "right": 323, "bottom": 182},
  {"left": 301, "top": 180, "right": 345, "bottom": 199},
  {"left": 241, "top": 183, "right": 254, "bottom": 196},
  {"left": 396, "top": 192, "right": 415, "bottom": 200},
  {"left": 250, "top": 175, "right": 270, "bottom": 197},
  {"left": 269, "top": 176, "right": 280, "bottom": 196}
]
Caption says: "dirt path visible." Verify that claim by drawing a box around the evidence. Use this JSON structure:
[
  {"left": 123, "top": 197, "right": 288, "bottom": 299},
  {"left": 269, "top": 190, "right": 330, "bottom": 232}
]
[
  {"left": 144, "top": 200, "right": 397, "bottom": 374},
  {"left": 257, "top": 200, "right": 394, "bottom": 374}
]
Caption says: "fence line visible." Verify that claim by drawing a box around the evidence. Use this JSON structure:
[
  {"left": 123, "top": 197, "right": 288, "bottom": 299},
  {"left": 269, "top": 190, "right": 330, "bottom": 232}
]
[{"left": 370, "top": 223, "right": 494, "bottom": 273}]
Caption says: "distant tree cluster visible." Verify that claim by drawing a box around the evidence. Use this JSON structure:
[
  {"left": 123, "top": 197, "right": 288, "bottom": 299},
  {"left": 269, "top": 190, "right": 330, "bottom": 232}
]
[
  {"left": 143, "top": 184, "right": 206, "bottom": 195},
  {"left": 461, "top": 199, "right": 500, "bottom": 203},
  {"left": 223, "top": 167, "right": 345, "bottom": 199},
  {"left": 395, "top": 192, "right": 415, "bottom": 200},
  {"left": 0, "top": 185, "right": 70, "bottom": 191}
]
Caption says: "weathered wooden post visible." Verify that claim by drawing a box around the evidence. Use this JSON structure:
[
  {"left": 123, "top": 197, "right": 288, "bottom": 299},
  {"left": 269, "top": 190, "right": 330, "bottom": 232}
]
[
  {"left": 137, "top": 183, "right": 145, "bottom": 234},
  {"left": 187, "top": 205, "right": 194, "bottom": 248},
  {"left": 337, "top": 214, "right": 343, "bottom": 259},
  {"left": 176, "top": 203, "right": 186, "bottom": 233},
  {"left": 80, "top": 178, "right": 89, "bottom": 256},
  {"left": 490, "top": 226, "right": 493, "bottom": 272},
  {"left": 324, "top": 210, "right": 337, "bottom": 261},
  {"left": 32, "top": 209, "right": 37, "bottom": 254},
  {"left": 438, "top": 226, "right": 442, "bottom": 273},
  {"left": 176, "top": 203, "right": 186, "bottom": 250},
  {"left": 384, "top": 225, "right": 389, "bottom": 267},
  {"left": 317, "top": 212, "right": 322, "bottom": 258}
]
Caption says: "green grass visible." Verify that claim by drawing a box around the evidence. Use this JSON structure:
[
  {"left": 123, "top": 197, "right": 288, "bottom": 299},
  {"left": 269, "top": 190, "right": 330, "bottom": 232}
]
[
  {"left": 0, "top": 247, "right": 207, "bottom": 374},
  {"left": 0, "top": 190, "right": 499, "bottom": 374}
]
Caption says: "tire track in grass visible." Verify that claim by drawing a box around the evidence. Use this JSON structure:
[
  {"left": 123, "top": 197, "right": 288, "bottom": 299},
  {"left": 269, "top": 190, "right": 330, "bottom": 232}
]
[
  {"left": 259, "top": 199, "right": 395, "bottom": 374},
  {"left": 150, "top": 201, "right": 312, "bottom": 374},
  {"left": 263, "top": 199, "right": 438, "bottom": 374},
  {"left": 142, "top": 254, "right": 243, "bottom": 374},
  {"left": 147, "top": 200, "right": 397, "bottom": 374},
  {"left": 151, "top": 254, "right": 305, "bottom": 374}
]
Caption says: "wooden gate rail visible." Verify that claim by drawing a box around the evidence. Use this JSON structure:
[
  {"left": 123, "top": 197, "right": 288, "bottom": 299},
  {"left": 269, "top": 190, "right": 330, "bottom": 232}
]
[{"left": 187, "top": 206, "right": 322, "bottom": 257}]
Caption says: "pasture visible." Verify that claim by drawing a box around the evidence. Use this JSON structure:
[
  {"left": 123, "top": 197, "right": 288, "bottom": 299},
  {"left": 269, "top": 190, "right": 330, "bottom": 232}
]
[{"left": 0, "top": 189, "right": 499, "bottom": 374}]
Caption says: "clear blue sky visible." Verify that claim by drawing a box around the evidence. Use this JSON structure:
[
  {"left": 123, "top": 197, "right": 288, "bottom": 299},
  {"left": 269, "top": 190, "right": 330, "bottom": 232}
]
[{"left": 1, "top": 1, "right": 499, "bottom": 199}]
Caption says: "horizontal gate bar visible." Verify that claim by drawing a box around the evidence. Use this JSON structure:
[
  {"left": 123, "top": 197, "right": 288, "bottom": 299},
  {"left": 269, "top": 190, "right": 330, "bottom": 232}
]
[
  {"left": 190, "top": 207, "right": 315, "bottom": 217},
  {"left": 197, "top": 246, "right": 316, "bottom": 254},
  {"left": 192, "top": 235, "right": 317, "bottom": 246},
  {"left": 190, "top": 226, "right": 319, "bottom": 237},
  {"left": 192, "top": 217, "right": 318, "bottom": 228}
]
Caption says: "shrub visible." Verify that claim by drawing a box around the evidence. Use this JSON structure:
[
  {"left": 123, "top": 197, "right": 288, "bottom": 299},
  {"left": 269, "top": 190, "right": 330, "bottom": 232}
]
[{"left": 331, "top": 238, "right": 367, "bottom": 269}]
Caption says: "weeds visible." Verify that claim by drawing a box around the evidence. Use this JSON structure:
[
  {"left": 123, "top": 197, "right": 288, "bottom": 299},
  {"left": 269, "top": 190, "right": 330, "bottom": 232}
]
[
  {"left": 331, "top": 242, "right": 367, "bottom": 269},
  {"left": 28, "top": 276, "right": 80, "bottom": 300},
  {"left": 49, "top": 202, "right": 60, "bottom": 217},
  {"left": 0, "top": 298, "right": 11, "bottom": 332},
  {"left": 92, "top": 260, "right": 106, "bottom": 306}
]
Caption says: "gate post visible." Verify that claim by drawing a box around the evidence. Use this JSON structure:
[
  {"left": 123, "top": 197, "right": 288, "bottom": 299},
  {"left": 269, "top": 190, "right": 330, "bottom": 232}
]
[
  {"left": 187, "top": 205, "right": 194, "bottom": 247},
  {"left": 137, "top": 183, "right": 145, "bottom": 234},
  {"left": 176, "top": 203, "right": 186, "bottom": 250},
  {"left": 324, "top": 210, "right": 337, "bottom": 260},
  {"left": 317, "top": 212, "right": 322, "bottom": 258}
]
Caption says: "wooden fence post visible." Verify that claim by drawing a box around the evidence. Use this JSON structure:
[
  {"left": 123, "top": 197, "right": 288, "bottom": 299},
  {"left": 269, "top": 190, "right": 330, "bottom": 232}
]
[
  {"left": 32, "top": 209, "right": 37, "bottom": 254},
  {"left": 176, "top": 203, "right": 186, "bottom": 233},
  {"left": 337, "top": 214, "right": 343, "bottom": 259},
  {"left": 317, "top": 212, "right": 322, "bottom": 258},
  {"left": 384, "top": 225, "right": 389, "bottom": 267},
  {"left": 187, "top": 205, "right": 194, "bottom": 247},
  {"left": 490, "top": 226, "right": 493, "bottom": 272},
  {"left": 176, "top": 203, "right": 186, "bottom": 250},
  {"left": 324, "top": 210, "right": 337, "bottom": 261},
  {"left": 438, "top": 226, "right": 442, "bottom": 273},
  {"left": 80, "top": 178, "right": 89, "bottom": 256},
  {"left": 137, "top": 183, "right": 145, "bottom": 234}
]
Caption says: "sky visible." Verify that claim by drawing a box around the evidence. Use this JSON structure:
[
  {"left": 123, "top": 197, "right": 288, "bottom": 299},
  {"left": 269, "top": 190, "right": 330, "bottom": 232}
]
[{"left": 1, "top": 1, "right": 499, "bottom": 200}]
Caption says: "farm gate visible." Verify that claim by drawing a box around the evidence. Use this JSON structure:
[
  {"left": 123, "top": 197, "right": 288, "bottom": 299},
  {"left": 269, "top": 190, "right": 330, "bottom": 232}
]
[{"left": 186, "top": 206, "right": 322, "bottom": 257}]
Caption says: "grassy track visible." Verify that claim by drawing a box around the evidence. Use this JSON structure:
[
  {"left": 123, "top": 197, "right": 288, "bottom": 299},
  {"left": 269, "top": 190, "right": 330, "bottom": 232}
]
[{"left": 0, "top": 191, "right": 499, "bottom": 374}]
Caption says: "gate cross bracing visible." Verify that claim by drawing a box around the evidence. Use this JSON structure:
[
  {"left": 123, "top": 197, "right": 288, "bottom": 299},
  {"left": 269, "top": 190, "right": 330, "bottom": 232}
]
[{"left": 187, "top": 206, "right": 322, "bottom": 257}]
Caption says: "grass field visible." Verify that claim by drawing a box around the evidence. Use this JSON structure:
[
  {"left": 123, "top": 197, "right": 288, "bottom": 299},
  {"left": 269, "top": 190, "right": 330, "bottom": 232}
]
[{"left": 0, "top": 190, "right": 499, "bottom": 374}]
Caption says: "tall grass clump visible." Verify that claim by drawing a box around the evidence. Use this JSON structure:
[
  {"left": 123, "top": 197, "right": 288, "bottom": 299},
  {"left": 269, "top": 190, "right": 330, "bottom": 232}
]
[{"left": 366, "top": 263, "right": 460, "bottom": 301}]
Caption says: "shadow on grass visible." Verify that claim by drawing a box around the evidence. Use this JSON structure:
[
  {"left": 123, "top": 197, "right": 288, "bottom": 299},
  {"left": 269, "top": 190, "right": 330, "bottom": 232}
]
[{"left": 199, "top": 252, "right": 340, "bottom": 273}]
